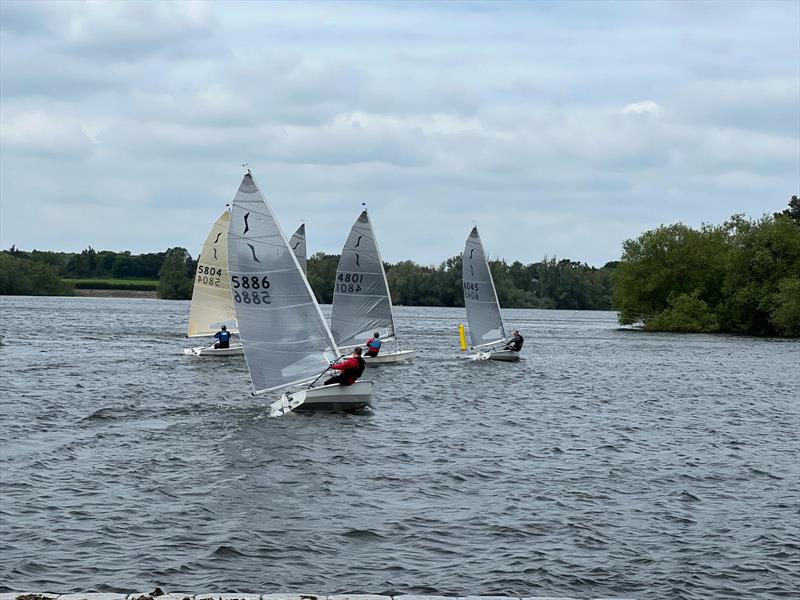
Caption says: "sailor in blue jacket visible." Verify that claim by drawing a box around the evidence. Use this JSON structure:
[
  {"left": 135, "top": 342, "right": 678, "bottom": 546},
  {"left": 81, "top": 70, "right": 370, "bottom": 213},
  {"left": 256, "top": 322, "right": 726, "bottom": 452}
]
[
  {"left": 214, "top": 325, "right": 231, "bottom": 349},
  {"left": 365, "top": 332, "right": 382, "bottom": 357}
]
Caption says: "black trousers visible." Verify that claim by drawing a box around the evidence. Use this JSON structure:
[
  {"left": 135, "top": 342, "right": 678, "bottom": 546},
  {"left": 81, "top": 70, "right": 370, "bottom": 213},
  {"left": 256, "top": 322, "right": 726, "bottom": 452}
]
[
  {"left": 324, "top": 374, "right": 350, "bottom": 386},
  {"left": 214, "top": 341, "right": 230, "bottom": 349}
]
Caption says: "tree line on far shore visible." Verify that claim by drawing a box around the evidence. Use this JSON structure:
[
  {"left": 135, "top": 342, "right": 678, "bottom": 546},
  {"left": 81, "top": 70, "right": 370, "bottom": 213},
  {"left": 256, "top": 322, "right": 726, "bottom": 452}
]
[
  {"left": 0, "top": 246, "right": 197, "bottom": 299},
  {"left": 0, "top": 244, "right": 616, "bottom": 309},
  {"left": 2, "top": 195, "right": 797, "bottom": 337},
  {"left": 308, "top": 253, "right": 616, "bottom": 309}
]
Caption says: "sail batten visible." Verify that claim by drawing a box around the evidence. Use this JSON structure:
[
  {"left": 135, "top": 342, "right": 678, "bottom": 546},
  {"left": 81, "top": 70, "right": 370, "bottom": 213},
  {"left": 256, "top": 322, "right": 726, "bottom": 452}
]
[
  {"left": 187, "top": 210, "right": 239, "bottom": 337},
  {"left": 228, "top": 172, "right": 339, "bottom": 394},
  {"left": 462, "top": 226, "right": 506, "bottom": 348},
  {"left": 330, "top": 210, "right": 396, "bottom": 347}
]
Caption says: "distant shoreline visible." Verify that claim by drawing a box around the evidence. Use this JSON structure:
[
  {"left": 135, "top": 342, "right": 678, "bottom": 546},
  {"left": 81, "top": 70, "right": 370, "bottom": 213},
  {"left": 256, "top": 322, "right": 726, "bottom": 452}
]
[{"left": 74, "top": 289, "right": 158, "bottom": 299}]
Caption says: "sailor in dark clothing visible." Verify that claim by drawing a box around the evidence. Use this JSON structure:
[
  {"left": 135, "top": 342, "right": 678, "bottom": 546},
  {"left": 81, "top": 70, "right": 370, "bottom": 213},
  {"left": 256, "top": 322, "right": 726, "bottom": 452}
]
[
  {"left": 504, "top": 329, "right": 524, "bottom": 352},
  {"left": 214, "top": 325, "right": 231, "bottom": 349},
  {"left": 325, "top": 347, "right": 366, "bottom": 386}
]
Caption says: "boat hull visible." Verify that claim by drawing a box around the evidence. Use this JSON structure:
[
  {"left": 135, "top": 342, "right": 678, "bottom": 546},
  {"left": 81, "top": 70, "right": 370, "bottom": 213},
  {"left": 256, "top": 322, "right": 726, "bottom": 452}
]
[
  {"left": 488, "top": 350, "right": 520, "bottom": 361},
  {"left": 363, "top": 349, "right": 416, "bottom": 365},
  {"left": 290, "top": 380, "right": 374, "bottom": 412},
  {"left": 184, "top": 343, "right": 244, "bottom": 357}
]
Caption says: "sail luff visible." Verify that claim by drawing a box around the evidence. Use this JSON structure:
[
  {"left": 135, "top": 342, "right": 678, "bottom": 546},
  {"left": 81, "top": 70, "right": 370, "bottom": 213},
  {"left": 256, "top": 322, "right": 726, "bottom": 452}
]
[
  {"left": 187, "top": 210, "right": 239, "bottom": 337},
  {"left": 484, "top": 248, "right": 507, "bottom": 340},
  {"left": 366, "top": 211, "right": 397, "bottom": 339}
]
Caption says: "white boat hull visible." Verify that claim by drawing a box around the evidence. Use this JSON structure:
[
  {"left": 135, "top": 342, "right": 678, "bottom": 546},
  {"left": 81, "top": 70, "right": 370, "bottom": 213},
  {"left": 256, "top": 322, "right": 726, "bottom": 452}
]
[
  {"left": 183, "top": 343, "right": 244, "bottom": 357},
  {"left": 363, "top": 349, "right": 416, "bottom": 365},
  {"left": 271, "top": 380, "right": 373, "bottom": 415},
  {"left": 488, "top": 349, "right": 520, "bottom": 361},
  {"left": 468, "top": 349, "right": 521, "bottom": 361}
]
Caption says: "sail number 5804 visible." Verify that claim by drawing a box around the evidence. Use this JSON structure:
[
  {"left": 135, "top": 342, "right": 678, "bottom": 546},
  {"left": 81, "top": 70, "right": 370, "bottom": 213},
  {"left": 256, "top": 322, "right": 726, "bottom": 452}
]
[{"left": 231, "top": 275, "right": 271, "bottom": 305}]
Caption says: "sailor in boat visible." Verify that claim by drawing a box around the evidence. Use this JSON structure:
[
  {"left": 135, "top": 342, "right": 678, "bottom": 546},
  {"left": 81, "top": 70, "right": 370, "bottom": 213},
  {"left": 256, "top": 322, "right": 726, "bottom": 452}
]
[
  {"left": 325, "top": 347, "right": 366, "bottom": 386},
  {"left": 364, "top": 332, "right": 382, "bottom": 357},
  {"left": 213, "top": 325, "right": 231, "bottom": 349},
  {"left": 504, "top": 330, "right": 524, "bottom": 352}
]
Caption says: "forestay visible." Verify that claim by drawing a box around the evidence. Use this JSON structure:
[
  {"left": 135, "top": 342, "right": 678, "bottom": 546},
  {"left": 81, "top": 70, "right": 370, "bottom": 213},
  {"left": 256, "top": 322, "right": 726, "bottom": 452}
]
[
  {"left": 227, "top": 173, "right": 339, "bottom": 394},
  {"left": 330, "top": 210, "right": 396, "bottom": 347},
  {"left": 289, "top": 223, "right": 307, "bottom": 276},
  {"left": 187, "top": 210, "right": 238, "bottom": 337},
  {"left": 462, "top": 226, "right": 506, "bottom": 348}
]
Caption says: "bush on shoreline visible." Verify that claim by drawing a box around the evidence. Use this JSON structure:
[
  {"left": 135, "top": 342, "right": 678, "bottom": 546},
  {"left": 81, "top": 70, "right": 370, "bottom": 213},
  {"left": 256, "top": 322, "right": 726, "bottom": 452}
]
[
  {"left": 0, "top": 254, "right": 74, "bottom": 296},
  {"left": 614, "top": 197, "right": 800, "bottom": 337}
]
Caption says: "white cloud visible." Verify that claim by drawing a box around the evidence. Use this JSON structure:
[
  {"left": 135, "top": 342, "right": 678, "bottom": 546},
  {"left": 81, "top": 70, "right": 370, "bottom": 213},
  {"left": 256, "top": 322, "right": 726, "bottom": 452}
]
[{"left": 622, "top": 100, "right": 662, "bottom": 116}]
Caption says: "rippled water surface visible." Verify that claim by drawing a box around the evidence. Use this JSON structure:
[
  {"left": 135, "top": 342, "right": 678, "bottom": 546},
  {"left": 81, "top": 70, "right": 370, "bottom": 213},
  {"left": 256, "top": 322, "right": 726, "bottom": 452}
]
[{"left": 1, "top": 296, "right": 798, "bottom": 599}]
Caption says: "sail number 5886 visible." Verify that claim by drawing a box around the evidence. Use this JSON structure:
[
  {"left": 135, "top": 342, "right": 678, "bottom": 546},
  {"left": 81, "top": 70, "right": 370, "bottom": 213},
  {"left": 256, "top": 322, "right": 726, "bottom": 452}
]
[{"left": 231, "top": 275, "right": 271, "bottom": 305}]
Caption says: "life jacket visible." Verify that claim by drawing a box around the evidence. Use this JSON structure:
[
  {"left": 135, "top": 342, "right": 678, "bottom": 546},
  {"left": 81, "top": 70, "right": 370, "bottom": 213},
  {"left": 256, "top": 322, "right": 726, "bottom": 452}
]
[
  {"left": 344, "top": 357, "right": 366, "bottom": 385},
  {"left": 218, "top": 331, "right": 231, "bottom": 343},
  {"left": 367, "top": 337, "right": 382, "bottom": 354}
]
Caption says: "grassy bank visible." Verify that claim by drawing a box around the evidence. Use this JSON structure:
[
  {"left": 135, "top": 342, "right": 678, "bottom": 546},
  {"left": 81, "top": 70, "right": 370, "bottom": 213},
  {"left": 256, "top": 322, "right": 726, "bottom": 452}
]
[{"left": 63, "top": 278, "right": 159, "bottom": 291}]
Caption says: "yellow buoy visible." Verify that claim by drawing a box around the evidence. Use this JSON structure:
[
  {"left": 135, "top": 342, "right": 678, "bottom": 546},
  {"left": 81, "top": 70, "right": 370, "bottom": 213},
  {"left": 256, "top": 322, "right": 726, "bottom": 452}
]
[{"left": 458, "top": 323, "right": 468, "bottom": 351}]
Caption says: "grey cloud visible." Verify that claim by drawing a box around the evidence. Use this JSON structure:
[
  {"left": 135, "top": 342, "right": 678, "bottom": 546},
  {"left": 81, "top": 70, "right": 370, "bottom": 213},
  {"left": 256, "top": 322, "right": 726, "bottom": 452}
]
[{"left": 1, "top": 0, "right": 797, "bottom": 267}]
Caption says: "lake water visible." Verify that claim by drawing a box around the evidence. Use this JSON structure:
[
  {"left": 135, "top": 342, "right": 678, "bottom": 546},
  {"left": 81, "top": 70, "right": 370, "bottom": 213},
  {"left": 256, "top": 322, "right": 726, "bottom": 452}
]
[{"left": 0, "top": 296, "right": 798, "bottom": 599}]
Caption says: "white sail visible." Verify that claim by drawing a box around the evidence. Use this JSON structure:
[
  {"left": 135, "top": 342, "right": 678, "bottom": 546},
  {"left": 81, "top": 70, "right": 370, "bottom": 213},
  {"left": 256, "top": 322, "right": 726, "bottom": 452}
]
[
  {"left": 462, "top": 226, "right": 506, "bottom": 348},
  {"left": 330, "top": 210, "right": 396, "bottom": 348},
  {"left": 289, "top": 223, "right": 307, "bottom": 276},
  {"left": 227, "top": 172, "right": 339, "bottom": 394},
  {"left": 187, "top": 210, "right": 238, "bottom": 337}
]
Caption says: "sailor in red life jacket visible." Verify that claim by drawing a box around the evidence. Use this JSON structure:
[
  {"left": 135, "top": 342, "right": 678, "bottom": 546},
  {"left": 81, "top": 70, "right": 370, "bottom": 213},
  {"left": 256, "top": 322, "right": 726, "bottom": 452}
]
[
  {"left": 365, "top": 332, "right": 382, "bottom": 357},
  {"left": 324, "top": 347, "right": 366, "bottom": 386}
]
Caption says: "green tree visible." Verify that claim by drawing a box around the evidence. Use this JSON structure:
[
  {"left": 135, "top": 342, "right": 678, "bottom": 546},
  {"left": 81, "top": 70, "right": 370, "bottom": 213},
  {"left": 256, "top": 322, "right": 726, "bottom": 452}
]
[
  {"left": 721, "top": 215, "right": 800, "bottom": 335},
  {"left": 614, "top": 201, "right": 800, "bottom": 336},
  {"left": 158, "top": 247, "right": 193, "bottom": 299},
  {"left": 770, "top": 277, "right": 800, "bottom": 336},
  {"left": 614, "top": 223, "right": 728, "bottom": 326},
  {"left": 774, "top": 194, "right": 800, "bottom": 223},
  {"left": 0, "top": 254, "right": 73, "bottom": 295},
  {"left": 307, "top": 252, "right": 340, "bottom": 304}
]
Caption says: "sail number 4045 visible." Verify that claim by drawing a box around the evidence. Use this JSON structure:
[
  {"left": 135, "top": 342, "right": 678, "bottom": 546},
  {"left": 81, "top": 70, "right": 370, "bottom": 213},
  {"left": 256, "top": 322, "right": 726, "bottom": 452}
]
[
  {"left": 463, "top": 281, "right": 479, "bottom": 300},
  {"left": 231, "top": 275, "right": 271, "bottom": 305},
  {"left": 337, "top": 272, "right": 364, "bottom": 294}
]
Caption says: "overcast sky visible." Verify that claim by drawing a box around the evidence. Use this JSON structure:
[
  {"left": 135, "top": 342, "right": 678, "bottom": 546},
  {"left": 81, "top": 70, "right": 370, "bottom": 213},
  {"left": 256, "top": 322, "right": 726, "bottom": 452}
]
[{"left": 1, "top": 1, "right": 798, "bottom": 266}]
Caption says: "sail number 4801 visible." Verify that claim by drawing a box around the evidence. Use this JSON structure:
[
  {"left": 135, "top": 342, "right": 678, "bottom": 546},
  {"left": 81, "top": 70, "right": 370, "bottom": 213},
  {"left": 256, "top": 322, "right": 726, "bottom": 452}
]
[
  {"left": 231, "top": 275, "right": 271, "bottom": 305},
  {"left": 337, "top": 272, "right": 363, "bottom": 294}
]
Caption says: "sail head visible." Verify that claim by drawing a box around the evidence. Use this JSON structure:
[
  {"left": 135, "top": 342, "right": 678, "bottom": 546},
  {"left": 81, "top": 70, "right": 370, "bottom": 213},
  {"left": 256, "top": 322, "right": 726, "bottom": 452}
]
[
  {"left": 462, "top": 226, "right": 506, "bottom": 347},
  {"left": 289, "top": 223, "right": 307, "bottom": 276},
  {"left": 227, "top": 173, "right": 339, "bottom": 393},
  {"left": 330, "top": 210, "right": 396, "bottom": 347}
]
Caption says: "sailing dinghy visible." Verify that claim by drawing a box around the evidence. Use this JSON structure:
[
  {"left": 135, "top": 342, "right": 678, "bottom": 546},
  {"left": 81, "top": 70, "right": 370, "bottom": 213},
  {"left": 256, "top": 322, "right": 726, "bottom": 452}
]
[
  {"left": 330, "top": 210, "right": 416, "bottom": 365},
  {"left": 227, "top": 172, "right": 373, "bottom": 415},
  {"left": 462, "top": 226, "right": 519, "bottom": 361},
  {"left": 184, "top": 210, "right": 243, "bottom": 356}
]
